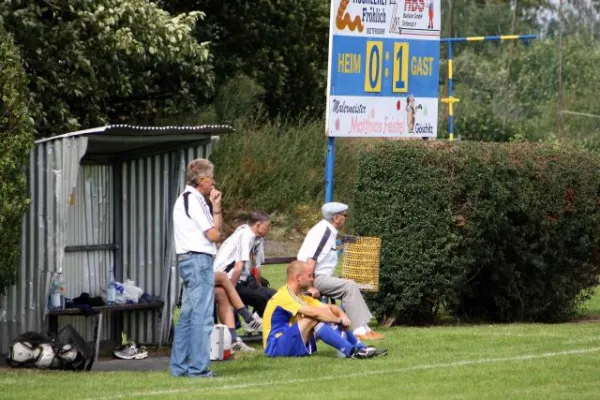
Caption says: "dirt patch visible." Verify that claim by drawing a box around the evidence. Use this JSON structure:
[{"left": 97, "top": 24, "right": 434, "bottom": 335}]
[{"left": 265, "top": 238, "right": 302, "bottom": 257}]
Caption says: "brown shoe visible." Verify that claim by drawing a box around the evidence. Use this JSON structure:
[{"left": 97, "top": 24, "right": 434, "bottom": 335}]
[
  {"left": 367, "top": 330, "right": 385, "bottom": 340},
  {"left": 355, "top": 330, "right": 385, "bottom": 341}
]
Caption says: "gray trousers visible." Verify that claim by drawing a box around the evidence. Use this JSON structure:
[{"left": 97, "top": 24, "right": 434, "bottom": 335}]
[{"left": 313, "top": 274, "right": 373, "bottom": 330}]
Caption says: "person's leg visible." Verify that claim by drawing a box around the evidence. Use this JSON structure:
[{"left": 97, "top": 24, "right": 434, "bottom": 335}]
[
  {"left": 313, "top": 275, "right": 373, "bottom": 330},
  {"left": 265, "top": 319, "right": 318, "bottom": 357},
  {"left": 187, "top": 254, "right": 215, "bottom": 377},
  {"left": 170, "top": 255, "right": 197, "bottom": 376},
  {"left": 215, "top": 287, "right": 235, "bottom": 328},
  {"left": 313, "top": 322, "right": 357, "bottom": 357},
  {"left": 215, "top": 272, "right": 256, "bottom": 324},
  {"left": 344, "top": 329, "right": 367, "bottom": 349},
  {"left": 236, "top": 281, "right": 272, "bottom": 317},
  {"left": 171, "top": 254, "right": 214, "bottom": 377},
  {"left": 296, "top": 317, "right": 319, "bottom": 344},
  {"left": 215, "top": 271, "right": 245, "bottom": 309}
]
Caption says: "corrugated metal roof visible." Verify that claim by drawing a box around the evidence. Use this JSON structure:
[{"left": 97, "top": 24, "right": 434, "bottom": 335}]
[
  {"left": 34, "top": 124, "right": 233, "bottom": 162},
  {"left": 35, "top": 124, "right": 235, "bottom": 144}
]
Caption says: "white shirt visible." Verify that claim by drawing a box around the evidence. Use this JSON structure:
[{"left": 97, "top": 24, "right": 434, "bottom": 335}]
[
  {"left": 213, "top": 224, "right": 265, "bottom": 282},
  {"left": 297, "top": 219, "right": 338, "bottom": 277},
  {"left": 173, "top": 185, "right": 217, "bottom": 255}
]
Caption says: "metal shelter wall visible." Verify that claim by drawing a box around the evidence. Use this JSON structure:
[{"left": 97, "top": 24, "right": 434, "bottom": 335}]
[
  {"left": 119, "top": 142, "right": 216, "bottom": 344},
  {"left": 0, "top": 135, "right": 218, "bottom": 353},
  {"left": 1, "top": 137, "right": 89, "bottom": 352}
]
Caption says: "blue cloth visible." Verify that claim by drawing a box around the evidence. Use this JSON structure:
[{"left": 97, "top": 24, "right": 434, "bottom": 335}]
[
  {"left": 170, "top": 253, "right": 215, "bottom": 377},
  {"left": 315, "top": 323, "right": 355, "bottom": 357},
  {"left": 343, "top": 328, "right": 366, "bottom": 349},
  {"left": 265, "top": 323, "right": 316, "bottom": 357}
]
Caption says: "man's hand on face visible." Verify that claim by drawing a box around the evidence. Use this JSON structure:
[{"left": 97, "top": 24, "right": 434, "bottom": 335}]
[{"left": 210, "top": 188, "right": 222, "bottom": 207}]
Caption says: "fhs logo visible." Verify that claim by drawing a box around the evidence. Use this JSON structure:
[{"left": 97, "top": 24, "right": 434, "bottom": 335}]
[{"left": 336, "top": 0, "right": 364, "bottom": 33}]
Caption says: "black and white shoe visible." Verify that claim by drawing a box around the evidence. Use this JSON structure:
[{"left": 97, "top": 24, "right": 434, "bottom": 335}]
[
  {"left": 349, "top": 346, "right": 376, "bottom": 359},
  {"left": 113, "top": 342, "right": 148, "bottom": 360},
  {"left": 371, "top": 348, "right": 389, "bottom": 358}
]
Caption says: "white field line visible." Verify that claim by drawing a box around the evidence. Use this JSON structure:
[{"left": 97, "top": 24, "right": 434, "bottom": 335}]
[
  {"left": 87, "top": 346, "right": 600, "bottom": 400},
  {"left": 563, "top": 336, "right": 600, "bottom": 345}
]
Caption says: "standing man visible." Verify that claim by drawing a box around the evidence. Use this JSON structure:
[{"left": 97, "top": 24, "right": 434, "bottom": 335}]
[
  {"left": 214, "top": 210, "right": 275, "bottom": 318},
  {"left": 171, "top": 158, "right": 222, "bottom": 378},
  {"left": 297, "top": 202, "right": 384, "bottom": 341}
]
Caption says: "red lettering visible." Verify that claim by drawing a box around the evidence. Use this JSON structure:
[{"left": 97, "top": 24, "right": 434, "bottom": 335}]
[{"left": 404, "top": 0, "right": 425, "bottom": 12}]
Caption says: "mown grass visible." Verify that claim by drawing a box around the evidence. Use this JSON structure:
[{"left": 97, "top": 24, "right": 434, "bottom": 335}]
[
  {"left": 2, "top": 316, "right": 600, "bottom": 399},
  {"left": 3, "top": 265, "right": 600, "bottom": 400}
]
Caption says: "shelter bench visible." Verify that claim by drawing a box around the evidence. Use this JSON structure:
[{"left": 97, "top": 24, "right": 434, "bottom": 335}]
[{"left": 47, "top": 301, "right": 164, "bottom": 363}]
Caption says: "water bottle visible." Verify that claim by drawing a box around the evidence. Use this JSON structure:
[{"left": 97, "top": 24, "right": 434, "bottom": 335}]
[
  {"left": 59, "top": 273, "right": 66, "bottom": 310},
  {"left": 49, "top": 273, "right": 61, "bottom": 311},
  {"left": 107, "top": 267, "right": 116, "bottom": 306},
  {"left": 337, "top": 329, "right": 347, "bottom": 358}
]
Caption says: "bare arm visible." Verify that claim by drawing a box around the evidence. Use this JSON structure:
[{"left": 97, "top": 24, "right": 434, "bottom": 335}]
[
  {"left": 328, "top": 304, "right": 351, "bottom": 328},
  {"left": 205, "top": 189, "right": 222, "bottom": 242},
  {"left": 298, "top": 304, "right": 341, "bottom": 324},
  {"left": 230, "top": 261, "right": 244, "bottom": 284},
  {"left": 305, "top": 258, "right": 320, "bottom": 298}
]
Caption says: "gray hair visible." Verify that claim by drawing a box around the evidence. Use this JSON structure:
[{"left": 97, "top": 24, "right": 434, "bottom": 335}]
[
  {"left": 186, "top": 158, "right": 214, "bottom": 187},
  {"left": 248, "top": 210, "right": 270, "bottom": 225}
]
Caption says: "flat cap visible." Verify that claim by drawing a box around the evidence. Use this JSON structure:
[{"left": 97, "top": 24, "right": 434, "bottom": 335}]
[{"left": 322, "top": 202, "right": 348, "bottom": 219}]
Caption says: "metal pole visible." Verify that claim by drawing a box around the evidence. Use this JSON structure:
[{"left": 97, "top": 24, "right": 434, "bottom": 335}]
[
  {"left": 448, "top": 40, "right": 454, "bottom": 141},
  {"left": 557, "top": 0, "right": 564, "bottom": 140},
  {"left": 325, "top": 137, "right": 335, "bottom": 202}
]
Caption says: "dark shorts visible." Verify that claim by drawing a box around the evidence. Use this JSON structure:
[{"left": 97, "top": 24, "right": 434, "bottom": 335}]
[{"left": 265, "top": 323, "right": 317, "bottom": 357}]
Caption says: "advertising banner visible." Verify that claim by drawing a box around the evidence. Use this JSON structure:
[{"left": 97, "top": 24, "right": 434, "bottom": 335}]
[{"left": 326, "top": 0, "right": 441, "bottom": 138}]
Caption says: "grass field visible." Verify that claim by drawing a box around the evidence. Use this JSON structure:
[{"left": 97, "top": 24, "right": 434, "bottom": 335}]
[{"left": 2, "top": 264, "right": 600, "bottom": 399}]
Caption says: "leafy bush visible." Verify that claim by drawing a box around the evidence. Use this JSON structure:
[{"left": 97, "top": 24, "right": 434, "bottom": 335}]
[
  {"left": 0, "top": 22, "right": 35, "bottom": 294},
  {"left": 210, "top": 118, "right": 360, "bottom": 231},
  {"left": 355, "top": 141, "right": 600, "bottom": 324}
]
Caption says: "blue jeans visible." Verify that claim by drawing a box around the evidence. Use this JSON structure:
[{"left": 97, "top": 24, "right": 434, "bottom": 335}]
[{"left": 170, "top": 253, "right": 215, "bottom": 377}]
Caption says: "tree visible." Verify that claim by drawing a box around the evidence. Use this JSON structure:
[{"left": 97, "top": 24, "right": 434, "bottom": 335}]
[
  {"left": 0, "top": 20, "right": 35, "bottom": 294},
  {"left": 160, "top": 0, "right": 330, "bottom": 120},
  {"left": 1, "top": 0, "right": 214, "bottom": 138}
]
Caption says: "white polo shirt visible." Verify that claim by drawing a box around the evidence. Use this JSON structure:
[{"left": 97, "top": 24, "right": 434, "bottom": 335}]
[
  {"left": 173, "top": 185, "right": 217, "bottom": 255},
  {"left": 297, "top": 219, "right": 338, "bottom": 277},
  {"left": 214, "top": 224, "right": 264, "bottom": 282}
]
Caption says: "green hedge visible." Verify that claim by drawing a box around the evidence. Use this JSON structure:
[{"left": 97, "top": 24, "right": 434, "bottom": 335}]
[
  {"left": 354, "top": 141, "right": 600, "bottom": 324},
  {"left": 0, "top": 22, "right": 34, "bottom": 294}
]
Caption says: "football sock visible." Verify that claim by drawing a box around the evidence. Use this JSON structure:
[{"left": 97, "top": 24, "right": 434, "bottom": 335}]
[
  {"left": 237, "top": 307, "right": 253, "bottom": 323},
  {"left": 315, "top": 322, "right": 353, "bottom": 357},
  {"left": 229, "top": 327, "right": 238, "bottom": 342}
]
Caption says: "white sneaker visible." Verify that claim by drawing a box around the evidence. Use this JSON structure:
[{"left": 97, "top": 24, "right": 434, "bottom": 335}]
[
  {"left": 245, "top": 312, "right": 262, "bottom": 333},
  {"left": 231, "top": 337, "right": 256, "bottom": 353}
]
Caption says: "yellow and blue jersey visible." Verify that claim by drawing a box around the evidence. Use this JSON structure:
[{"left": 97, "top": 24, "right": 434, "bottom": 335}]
[{"left": 262, "top": 285, "right": 322, "bottom": 348}]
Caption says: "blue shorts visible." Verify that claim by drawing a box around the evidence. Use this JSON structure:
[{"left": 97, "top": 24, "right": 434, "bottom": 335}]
[{"left": 265, "top": 323, "right": 317, "bottom": 357}]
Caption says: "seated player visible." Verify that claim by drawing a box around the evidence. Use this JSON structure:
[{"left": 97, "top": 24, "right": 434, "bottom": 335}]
[{"left": 262, "top": 260, "right": 388, "bottom": 359}]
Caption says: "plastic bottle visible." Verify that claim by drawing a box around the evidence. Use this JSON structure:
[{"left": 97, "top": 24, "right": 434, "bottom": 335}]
[
  {"left": 59, "top": 273, "right": 66, "bottom": 310},
  {"left": 107, "top": 267, "right": 116, "bottom": 306},
  {"left": 49, "top": 273, "right": 61, "bottom": 311}
]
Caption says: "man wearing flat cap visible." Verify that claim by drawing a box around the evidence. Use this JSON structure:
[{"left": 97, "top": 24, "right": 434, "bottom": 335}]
[{"left": 297, "top": 202, "right": 384, "bottom": 340}]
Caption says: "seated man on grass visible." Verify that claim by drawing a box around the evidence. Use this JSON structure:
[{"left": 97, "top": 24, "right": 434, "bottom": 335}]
[{"left": 262, "top": 260, "right": 387, "bottom": 359}]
